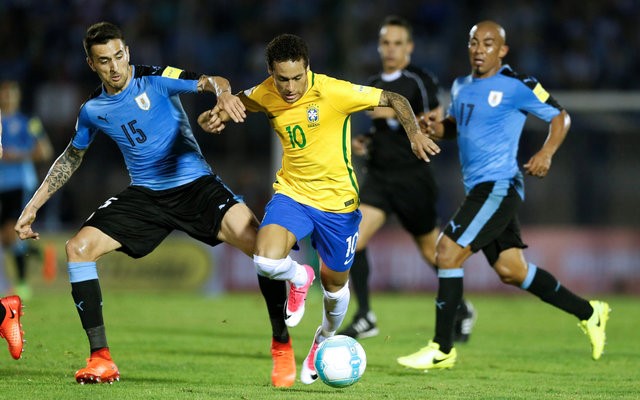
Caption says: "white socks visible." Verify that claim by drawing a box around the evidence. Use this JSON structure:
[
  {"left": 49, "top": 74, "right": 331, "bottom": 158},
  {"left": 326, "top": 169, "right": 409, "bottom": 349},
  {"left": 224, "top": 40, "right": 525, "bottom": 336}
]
[
  {"left": 320, "top": 283, "right": 350, "bottom": 339},
  {"left": 253, "top": 255, "right": 307, "bottom": 286}
]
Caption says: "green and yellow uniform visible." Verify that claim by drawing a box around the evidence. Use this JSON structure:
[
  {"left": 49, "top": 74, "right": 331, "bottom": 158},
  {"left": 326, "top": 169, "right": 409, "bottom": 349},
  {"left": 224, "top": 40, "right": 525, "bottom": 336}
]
[{"left": 242, "top": 70, "right": 382, "bottom": 212}]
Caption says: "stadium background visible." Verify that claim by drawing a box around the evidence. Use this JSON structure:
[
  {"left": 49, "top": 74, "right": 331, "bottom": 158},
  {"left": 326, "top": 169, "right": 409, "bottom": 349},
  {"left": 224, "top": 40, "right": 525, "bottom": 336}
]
[{"left": 1, "top": 0, "right": 638, "bottom": 294}]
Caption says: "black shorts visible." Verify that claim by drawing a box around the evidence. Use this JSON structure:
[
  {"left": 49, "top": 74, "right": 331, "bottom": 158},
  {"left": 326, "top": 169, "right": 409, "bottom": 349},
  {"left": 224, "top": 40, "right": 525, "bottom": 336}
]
[
  {"left": 0, "top": 188, "right": 26, "bottom": 224},
  {"left": 359, "top": 164, "right": 438, "bottom": 236},
  {"left": 82, "top": 175, "right": 240, "bottom": 258},
  {"left": 443, "top": 178, "right": 527, "bottom": 266}
]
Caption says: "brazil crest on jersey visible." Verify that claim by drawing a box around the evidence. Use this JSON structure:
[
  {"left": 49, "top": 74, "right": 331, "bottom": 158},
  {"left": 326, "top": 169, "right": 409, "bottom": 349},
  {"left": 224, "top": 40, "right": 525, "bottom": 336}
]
[
  {"left": 243, "top": 71, "right": 382, "bottom": 212},
  {"left": 73, "top": 65, "right": 212, "bottom": 190},
  {"left": 447, "top": 65, "right": 562, "bottom": 193}
]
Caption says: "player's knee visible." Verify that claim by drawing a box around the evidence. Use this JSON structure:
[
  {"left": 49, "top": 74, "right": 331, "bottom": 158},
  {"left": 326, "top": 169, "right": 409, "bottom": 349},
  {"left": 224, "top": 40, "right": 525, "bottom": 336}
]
[
  {"left": 65, "top": 236, "right": 92, "bottom": 260},
  {"left": 420, "top": 246, "right": 437, "bottom": 266},
  {"left": 494, "top": 261, "right": 522, "bottom": 285},
  {"left": 435, "top": 247, "right": 456, "bottom": 269},
  {"left": 253, "top": 255, "right": 293, "bottom": 280}
]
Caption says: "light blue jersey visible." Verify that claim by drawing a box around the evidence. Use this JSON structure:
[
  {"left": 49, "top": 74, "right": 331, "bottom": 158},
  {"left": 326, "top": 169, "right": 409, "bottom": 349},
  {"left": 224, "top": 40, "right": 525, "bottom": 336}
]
[
  {"left": 0, "top": 113, "right": 44, "bottom": 192},
  {"left": 447, "top": 65, "right": 562, "bottom": 193},
  {"left": 73, "top": 65, "right": 212, "bottom": 190}
]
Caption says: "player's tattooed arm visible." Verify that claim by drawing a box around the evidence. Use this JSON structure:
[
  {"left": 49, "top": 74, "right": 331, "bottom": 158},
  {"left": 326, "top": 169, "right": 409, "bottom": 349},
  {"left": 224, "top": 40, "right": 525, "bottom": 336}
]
[
  {"left": 15, "top": 143, "right": 86, "bottom": 240},
  {"left": 44, "top": 143, "right": 86, "bottom": 195},
  {"left": 379, "top": 91, "right": 421, "bottom": 137},
  {"left": 379, "top": 90, "right": 441, "bottom": 162}
]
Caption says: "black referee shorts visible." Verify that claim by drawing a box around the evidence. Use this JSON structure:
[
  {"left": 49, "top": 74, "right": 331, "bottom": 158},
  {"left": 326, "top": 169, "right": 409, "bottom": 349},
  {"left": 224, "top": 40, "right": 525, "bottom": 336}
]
[
  {"left": 82, "top": 175, "right": 240, "bottom": 258},
  {"left": 359, "top": 164, "right": 438, "bottom": 236}
]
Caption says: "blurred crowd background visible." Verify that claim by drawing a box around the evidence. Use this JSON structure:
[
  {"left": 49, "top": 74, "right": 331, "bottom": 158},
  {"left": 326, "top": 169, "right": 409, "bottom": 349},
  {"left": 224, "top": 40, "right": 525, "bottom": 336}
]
[{"left": 1, "top": 0, "right": 639, "bottom": 230}]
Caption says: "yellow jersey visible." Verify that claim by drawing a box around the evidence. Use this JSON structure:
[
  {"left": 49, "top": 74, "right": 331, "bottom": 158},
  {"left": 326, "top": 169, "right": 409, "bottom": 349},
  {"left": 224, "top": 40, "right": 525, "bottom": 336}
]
[{"left": 242, "top": 71, "right": 382, "bottom": 212}]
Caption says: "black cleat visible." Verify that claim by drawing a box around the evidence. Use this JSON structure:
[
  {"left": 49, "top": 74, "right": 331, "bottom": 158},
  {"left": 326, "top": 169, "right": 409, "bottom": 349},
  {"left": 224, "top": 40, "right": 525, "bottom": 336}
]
[
  {"left": 338, "top": 311, "right": 379, "bottom": 339},
  {"left": 453, "top": 300, "right": 477, "bottom": 343}
]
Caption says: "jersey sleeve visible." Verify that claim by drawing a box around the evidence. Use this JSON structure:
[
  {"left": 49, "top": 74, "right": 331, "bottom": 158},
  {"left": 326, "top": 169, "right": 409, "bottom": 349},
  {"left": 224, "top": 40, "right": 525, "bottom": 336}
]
[
  {"left": 143, "top": 66, "right": 199, "bottom": 97},
  {"left": 71, "top": 106, "right": 98, "bottom": 150},
  {"left": 324, "top": 77, "right": 382, "bottom": 115},
  {"left": 514, "top": 77, "right": 562, "bottom": 122},
  {"left": 241, "top": 85, "right": 269, "bottom": 113}
]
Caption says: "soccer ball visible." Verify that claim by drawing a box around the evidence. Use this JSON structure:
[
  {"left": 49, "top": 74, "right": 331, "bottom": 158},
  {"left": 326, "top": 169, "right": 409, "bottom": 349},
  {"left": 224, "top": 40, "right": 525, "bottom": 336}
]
[{"left": 314, "top": 335, "right": 366, "bottom": 388}]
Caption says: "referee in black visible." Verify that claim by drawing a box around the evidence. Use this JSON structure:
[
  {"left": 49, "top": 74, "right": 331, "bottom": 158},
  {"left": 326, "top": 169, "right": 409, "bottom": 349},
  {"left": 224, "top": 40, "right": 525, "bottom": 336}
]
[{"left": 339, "top": 15, "right": 476, "bottom": 341}]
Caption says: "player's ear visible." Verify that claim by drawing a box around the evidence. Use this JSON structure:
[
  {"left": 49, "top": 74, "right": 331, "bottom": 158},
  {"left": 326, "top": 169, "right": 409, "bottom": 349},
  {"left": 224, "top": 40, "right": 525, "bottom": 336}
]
[
  {"left": 499, "top": 44, "right": 509, "bottom": 59},
  {"left": 86, "top": 56, "right": 96, "bottom": 72}
]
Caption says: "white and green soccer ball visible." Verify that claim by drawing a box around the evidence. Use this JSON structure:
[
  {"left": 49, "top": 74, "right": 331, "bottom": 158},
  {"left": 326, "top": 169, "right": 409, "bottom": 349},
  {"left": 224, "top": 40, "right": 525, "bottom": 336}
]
[{"left": 314, "top": 335, "right": 366, "bottom": 388}]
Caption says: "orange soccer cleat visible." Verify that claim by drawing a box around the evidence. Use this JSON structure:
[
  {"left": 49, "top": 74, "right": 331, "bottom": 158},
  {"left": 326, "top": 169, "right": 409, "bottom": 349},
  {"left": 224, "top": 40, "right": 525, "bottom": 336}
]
[
  {"left": 0, "top": 295, "right": 25, "bottom": 360},
  {"left": 270, "top": 338, "right": 296, "bottom": 387},
  {"left": 75, "top": 348, "right": 120, "bottom": 384}
]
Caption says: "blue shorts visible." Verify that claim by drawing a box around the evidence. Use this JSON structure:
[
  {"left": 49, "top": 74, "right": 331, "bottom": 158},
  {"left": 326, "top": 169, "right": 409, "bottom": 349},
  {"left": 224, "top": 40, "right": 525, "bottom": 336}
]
[{"left": 261, "top": 194, "right": 362, "bottom": 272}]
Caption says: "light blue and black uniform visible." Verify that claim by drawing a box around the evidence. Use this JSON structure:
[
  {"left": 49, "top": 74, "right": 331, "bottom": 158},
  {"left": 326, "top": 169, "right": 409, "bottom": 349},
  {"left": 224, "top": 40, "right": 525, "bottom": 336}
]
[
  {"left": 443, "top": 65, "right": 562, "bottom": 264},
  {"left": 0, "top": 110, "right": 46, "bottom": 285},
  {"left": 74, "top": 65, "right": 241, "bottom": 259},
  {"left": 432, "top": 65, "right": 596, "bottom": 355},
  {"left": 0, "top": 112, "right": 45, "bottom": 222}
]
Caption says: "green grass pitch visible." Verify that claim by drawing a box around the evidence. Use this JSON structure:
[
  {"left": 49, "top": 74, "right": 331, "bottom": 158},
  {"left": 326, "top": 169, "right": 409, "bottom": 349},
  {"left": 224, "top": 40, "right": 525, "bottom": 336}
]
[{"left": 1, "top": 288, "right": 638, "bottom": 399}]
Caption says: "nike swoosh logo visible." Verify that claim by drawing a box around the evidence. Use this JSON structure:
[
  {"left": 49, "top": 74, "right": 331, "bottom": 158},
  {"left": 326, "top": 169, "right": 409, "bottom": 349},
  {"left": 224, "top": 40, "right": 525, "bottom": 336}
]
[
  {"left": 432, "top": 356, "right": 448, "bottom": 364},
  {"left": 344, "top": 255, "right": 355, "bottom": 265},
  {"left": 9, "top": 308, "right": 16, "bottom": 319},
  {"left": 310, "top": 373, "right": 318, "bottom": 380},
  {"left": 284, "top": 300, "right": 292, "bottom": 319}
]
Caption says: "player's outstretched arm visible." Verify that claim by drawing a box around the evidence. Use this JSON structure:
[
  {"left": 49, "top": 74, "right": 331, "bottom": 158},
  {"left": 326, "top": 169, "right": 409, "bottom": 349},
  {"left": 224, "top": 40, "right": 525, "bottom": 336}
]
[
  {"left": 198, "top": 75, "right": 246, "bottom": 124},
  {"left": 524, "top": 109, "right": 570, "bottom": 178},
  {"left": 379, "top": 90, "right": 440, "bottom": 162},
  {"left": 198, "top": 91, "right": 253, "bottom": 134},
  {"left": 15, "top": 143, "right": 86, "bottom": 240}
]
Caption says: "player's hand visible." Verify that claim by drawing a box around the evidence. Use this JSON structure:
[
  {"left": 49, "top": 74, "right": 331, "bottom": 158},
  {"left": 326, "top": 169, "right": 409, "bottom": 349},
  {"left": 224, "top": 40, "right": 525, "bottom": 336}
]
[
  {"left": 419, "top": 114, "right": 441, "bottom": 139},
  {"left": 409, "top": 132, "right": 440, "bottom": 162},
  {"left": 215, "top": 92, "right": 246, "bottom": 123},
  {"left": 524, "top": 150, "right": 552, "bottom": 178},
  {"left": 15, "top": 208, "right": 40, "bottom": 240},
  {"left": 351, "top": 135, "right": 370, "bottom": 157},
  {"left": 197, "top": 107, "right": 226, "bottom": 134}
]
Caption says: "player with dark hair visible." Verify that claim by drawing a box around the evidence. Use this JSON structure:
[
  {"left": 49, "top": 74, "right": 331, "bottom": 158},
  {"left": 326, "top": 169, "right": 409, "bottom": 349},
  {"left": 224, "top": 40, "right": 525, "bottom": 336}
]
[
  {"left": 15, "top": 21, "right": 297, "bottom": 386},
  {"left": 0, "top": 80, "right": 54, "bottom": 299},
  {"left": 397, "top": 20, "right": 609, "bottom": 371},
  {"left": 339, "top": 15, "right": 476, "bottom": 342},
  {"left": 199, "top": 33, "right": 440, "bottom": 385}
]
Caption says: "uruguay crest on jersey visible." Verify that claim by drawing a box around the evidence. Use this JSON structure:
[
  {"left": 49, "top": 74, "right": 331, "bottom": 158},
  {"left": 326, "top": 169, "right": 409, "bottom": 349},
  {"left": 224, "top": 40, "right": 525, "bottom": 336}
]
[
  {"left": 135, "top": 92, "right": 151, "bottom": 110},
  {"left": 488, "top": 90, "right": 503, "bottom": 107}
]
